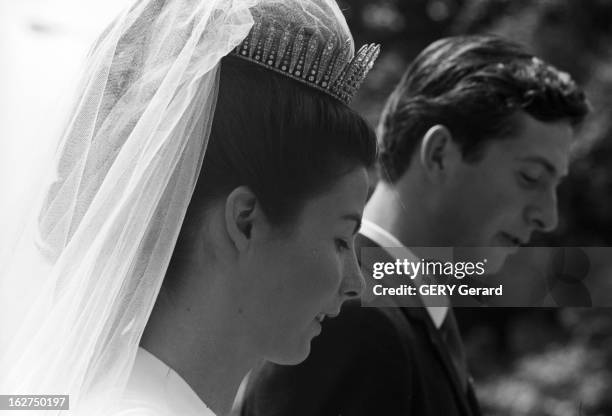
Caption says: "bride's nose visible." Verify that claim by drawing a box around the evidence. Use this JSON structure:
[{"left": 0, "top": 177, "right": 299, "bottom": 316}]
[{"left": 339, "top": 250, "right": 365, "bottom": 299}]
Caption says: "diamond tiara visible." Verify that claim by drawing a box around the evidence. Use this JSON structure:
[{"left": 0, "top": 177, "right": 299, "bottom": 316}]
[{"left": 230, "top": 21, "right": 380, "bottom": 105}]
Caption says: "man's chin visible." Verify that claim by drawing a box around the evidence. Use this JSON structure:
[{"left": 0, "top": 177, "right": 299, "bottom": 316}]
[
  {"left": 453, "top": 246, "right": 513, "bottom": 274},
  {"left": 480, "top": 246, "right": 515, "bottom": 273}
]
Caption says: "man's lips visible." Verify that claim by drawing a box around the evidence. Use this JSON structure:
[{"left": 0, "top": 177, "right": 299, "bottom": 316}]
[{"left": 499, "top": 231, "right": 526, "bottom": 246}]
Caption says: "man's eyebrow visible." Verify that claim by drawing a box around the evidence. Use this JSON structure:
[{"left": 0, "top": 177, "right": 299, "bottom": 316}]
[
  {"left": 517, "top": 156, "right": 564, "bottom": 177},
  {"left": 341, "top": 213, "right": 362, "bottom": 235}
]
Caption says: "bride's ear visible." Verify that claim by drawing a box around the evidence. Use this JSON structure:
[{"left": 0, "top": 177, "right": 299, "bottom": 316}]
[{"left": 224, "top": 186, "right": 260, "bottom": 252}]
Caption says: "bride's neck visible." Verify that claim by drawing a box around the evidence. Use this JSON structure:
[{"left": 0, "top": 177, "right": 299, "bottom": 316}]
[{"left": 141, "top": 282, "right": 258, "bottom": 416}]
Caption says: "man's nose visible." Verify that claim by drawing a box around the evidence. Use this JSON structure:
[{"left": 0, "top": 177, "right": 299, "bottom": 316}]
[{"left": 526, "top": 189, "right": 559, "bottom": 232}]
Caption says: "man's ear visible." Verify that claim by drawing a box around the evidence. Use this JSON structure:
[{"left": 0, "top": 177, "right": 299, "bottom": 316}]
[
  {"left": 419, "top": 124, "right": 459, "bottom": 182},
  {"left": 224, "top": 186, "right": 259, "bottom": 252}
]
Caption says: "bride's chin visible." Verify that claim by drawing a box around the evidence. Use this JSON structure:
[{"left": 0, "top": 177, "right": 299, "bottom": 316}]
[{"left": 266, "top": 327, "right": 320, "bottom": 365}]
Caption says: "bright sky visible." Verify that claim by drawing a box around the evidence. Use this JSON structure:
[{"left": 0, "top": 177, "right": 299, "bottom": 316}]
[
  {"left": 0, "top": 0, "right": 127, "bottom": 244},
  {"left": 0, "top": 0, "right": 129, "bottom": 351}
]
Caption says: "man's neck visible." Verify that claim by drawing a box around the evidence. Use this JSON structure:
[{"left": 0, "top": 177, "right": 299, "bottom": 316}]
[
  {"left": 363, "top": 183, "right": 450, "bottom": 327},
  {"left": 364, "top": 181, "right": 440, "bottom": 248}
]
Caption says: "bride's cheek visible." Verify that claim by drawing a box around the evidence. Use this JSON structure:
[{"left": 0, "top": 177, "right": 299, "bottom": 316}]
[{"left": 310, "top": 253, "right": 341, "bottom": 298}]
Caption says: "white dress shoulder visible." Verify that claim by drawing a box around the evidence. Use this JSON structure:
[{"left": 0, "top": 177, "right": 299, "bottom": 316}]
[{"left": 106, "top": 347, "right": 215, "bottom": 416}]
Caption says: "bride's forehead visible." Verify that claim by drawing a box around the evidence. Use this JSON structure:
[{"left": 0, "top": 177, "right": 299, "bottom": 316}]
[{"left": 293, "top": 169, "right": 368, "bottom": 224}]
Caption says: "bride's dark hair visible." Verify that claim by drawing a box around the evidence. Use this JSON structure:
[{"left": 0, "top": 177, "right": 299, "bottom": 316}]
[{"left": 185, "top": 55, "right": 377, "bottom": 228}]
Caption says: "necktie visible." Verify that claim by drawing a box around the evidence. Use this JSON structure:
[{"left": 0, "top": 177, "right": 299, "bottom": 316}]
[{"left": 439, "top": 308, "right": 469, "bottom": 392}]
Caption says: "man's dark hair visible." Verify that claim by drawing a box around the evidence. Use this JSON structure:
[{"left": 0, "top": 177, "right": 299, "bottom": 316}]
[{"left": 378, "top": 35, "right": 590, "bottom": 183}]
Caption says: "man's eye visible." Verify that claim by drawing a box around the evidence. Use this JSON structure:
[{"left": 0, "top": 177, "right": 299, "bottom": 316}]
[
  {"left": 335, "top": 238, "right": 350, "bottom": 251},
  {"left": 520, "top": 172, "right": 540, "bottom": 186}
]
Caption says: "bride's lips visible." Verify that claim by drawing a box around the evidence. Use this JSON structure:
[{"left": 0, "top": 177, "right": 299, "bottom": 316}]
[
  {"left": 315, "top": 309, "right": 341, "bottom": 324},
  {"left": 312, "top": 309, "right": 341, "bottom": 334},
  {"left": 312, "top": 319, "right": 322, "bottom": 336}
]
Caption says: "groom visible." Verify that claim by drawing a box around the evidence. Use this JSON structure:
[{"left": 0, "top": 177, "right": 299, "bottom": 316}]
[{"left": 240, "top": 35, "right": 589, "bottom": 415}]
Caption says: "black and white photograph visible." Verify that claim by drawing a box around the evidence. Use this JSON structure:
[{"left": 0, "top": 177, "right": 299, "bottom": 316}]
[{"left": 0, "top": 1, "right": 611, "bottom": 415}]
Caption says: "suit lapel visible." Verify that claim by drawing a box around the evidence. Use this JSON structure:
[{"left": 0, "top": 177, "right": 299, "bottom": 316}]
[
  {"left": 356, "top": 233, "right": 475, "bottom": 416},
  {"left": 408, "top": 307, "right": 475, "bottom": 416}
]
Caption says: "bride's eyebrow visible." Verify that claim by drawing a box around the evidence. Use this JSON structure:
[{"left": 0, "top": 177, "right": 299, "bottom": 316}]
[{"left": 340, "top": 213, "right": 362, "bottom": 235}]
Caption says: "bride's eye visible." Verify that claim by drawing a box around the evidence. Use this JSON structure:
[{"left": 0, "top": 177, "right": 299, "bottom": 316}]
[{"left": 334, "top": 238, "right": 350, "bottom": 251}]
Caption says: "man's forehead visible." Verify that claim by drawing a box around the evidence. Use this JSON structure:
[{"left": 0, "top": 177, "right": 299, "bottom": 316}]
[{"left": 493, "top": 115, "right": 573, "bottom": 173}]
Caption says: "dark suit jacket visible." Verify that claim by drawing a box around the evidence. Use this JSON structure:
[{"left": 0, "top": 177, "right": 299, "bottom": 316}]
[{"left": 241, "top": 234, "right": 482, "bottom": 416}]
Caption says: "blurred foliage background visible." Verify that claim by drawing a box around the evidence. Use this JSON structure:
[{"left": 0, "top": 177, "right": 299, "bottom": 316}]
[{"left": 346, "top": 1, "right": 612, "bottom": 415}]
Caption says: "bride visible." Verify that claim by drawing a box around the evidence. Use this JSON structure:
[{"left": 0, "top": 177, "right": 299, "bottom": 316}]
[{"left": 0, "top": 0, "right": 379, "bottom": 415}]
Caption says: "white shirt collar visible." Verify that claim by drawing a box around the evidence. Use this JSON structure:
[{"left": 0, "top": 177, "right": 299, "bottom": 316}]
[{"left": 360, "top": 219, "right": 448, "bottom": 329}]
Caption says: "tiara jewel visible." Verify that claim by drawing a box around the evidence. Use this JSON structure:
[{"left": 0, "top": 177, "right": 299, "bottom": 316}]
[{"left": 231, "top": 23, "right": 380, "bottom": 105}]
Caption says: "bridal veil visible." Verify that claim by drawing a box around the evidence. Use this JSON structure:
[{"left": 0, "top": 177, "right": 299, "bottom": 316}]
[{"left": 0, "top": 0, "right": 356, "bottom": 414}]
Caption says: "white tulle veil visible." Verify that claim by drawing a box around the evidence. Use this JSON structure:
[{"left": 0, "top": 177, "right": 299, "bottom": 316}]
[{"left": 0, "top": 0, "right": 355, "bottom": 414}]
